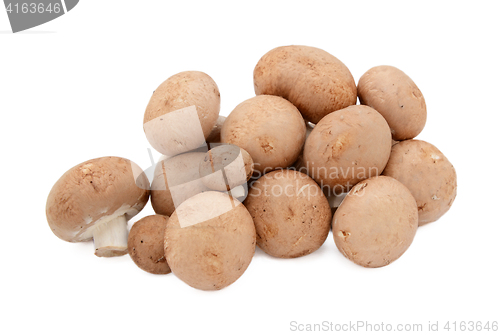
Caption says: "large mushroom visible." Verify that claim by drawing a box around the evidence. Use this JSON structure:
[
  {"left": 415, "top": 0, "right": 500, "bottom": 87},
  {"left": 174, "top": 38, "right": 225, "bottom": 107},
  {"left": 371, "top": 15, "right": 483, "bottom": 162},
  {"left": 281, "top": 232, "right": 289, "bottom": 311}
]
[
  {"left": 253, "top": 45, "right": 357, "bottom": 124},
  {"left": 46, "top": 156, "right": 150, "bottom": 257}
]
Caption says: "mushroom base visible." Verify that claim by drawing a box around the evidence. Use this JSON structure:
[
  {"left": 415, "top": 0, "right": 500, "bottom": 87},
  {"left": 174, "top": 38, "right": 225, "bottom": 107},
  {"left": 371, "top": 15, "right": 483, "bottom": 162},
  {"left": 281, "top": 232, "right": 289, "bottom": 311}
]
[
  {"left": 93, "top": 215, "right": 129, "bottom": 257},
  {"left": 94, "top": 246, "right": 128, "bottom": 257}
]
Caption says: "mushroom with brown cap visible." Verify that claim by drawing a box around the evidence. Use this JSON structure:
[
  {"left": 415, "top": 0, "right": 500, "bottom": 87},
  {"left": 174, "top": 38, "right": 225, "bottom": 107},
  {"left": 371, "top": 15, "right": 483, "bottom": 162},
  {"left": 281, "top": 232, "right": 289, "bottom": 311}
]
[
  {"left": 358, "top": 65, "right": 427, "bottom": 140},
  {"left": 382, "top": 139, "right": 457, "bottom": 225},
  {"left": 254, "top": 45, "right": 357, "bottom": 124},
  {"left": 128, "top": 215, "right": 171, "bottom": 274},
  {"left": 332, "top": 176, "right": 418, "bottom": 268},
  {"left": 221, "top": 95, "right": 306, "bottom": 174},
  {"left": 303, "top": 105, "right": 392, "bottom": 194},
  {"left": 244, "top": 169, "right": 331, "bottom": 258},
  {"left": 46, "top": 156, "right": 150, "bottom": 257},
  {"left": 165, "top": 191, "right": 256, "bottom": 290},
  {"left": 143, "top": 71, "right": 220, "bottom": 156}
]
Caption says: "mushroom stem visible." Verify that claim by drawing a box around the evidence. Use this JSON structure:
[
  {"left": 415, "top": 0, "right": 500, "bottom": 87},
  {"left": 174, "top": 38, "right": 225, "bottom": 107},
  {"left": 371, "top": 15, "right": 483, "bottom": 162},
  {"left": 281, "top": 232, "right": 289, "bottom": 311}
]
[{"left": 93, "top": 215, "right": 128, "bottom": 257}]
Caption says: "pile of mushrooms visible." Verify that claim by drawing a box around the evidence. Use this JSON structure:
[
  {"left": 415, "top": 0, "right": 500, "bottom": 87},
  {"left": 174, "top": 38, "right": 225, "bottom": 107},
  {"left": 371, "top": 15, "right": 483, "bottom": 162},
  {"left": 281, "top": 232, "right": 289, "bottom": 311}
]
[{"left": 46, "top": 45, "right": 457, "bottom": 290}]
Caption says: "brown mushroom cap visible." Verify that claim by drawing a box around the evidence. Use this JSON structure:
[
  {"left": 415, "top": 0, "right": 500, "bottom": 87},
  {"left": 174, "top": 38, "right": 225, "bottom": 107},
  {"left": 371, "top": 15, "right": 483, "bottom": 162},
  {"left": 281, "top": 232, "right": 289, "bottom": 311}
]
[
  {"left": 244, "top": 170, "right": 331, "bottom": 258},
  {"left": 333, "top": 176, "right": 418, "bottom": 268},
  {"left": 143, "top": 71, "right": 220, "bottom": 156},
  {"left": 254, "top": 45, "right": 357, "bottom": 124},
  {"left": 382, "top": 139, "right": 457, "bottom": 225},
  {"left": 221, "top": 95, "right": 306, "bottom": 174},
  {"left": 150, "top": 152, "right": 209, "bottom": 217},
  {"left": 358, "top": 65, "right": 427, "bottom": 140},
  {"left": 164, "top": 191, "right": 256, "bottom": 290},
  {"left": 46, "top": 156, "right": 149, "bottom": 243},
  {"left": 199, "top": 144, "right": 253, "bottom": 191},
  {"left": 128, "top": 215, "right": 171, "bottom": 274},
  {"left": 303, "top": 105, "right": 392, "bottom": 194}
]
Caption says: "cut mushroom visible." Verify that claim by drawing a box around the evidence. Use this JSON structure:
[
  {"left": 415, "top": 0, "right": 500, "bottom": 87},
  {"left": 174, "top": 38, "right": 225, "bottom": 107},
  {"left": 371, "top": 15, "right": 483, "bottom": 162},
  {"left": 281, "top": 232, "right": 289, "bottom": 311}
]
[{"left": 46, "top": 156, "right": 150, "bottom": 257}]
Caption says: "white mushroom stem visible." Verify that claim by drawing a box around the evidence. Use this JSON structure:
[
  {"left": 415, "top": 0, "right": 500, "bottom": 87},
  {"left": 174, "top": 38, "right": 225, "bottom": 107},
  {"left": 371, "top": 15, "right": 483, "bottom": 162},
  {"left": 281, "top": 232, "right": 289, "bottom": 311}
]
[{"left": 92, "top": 215, "right": 129, "bottom": 257}]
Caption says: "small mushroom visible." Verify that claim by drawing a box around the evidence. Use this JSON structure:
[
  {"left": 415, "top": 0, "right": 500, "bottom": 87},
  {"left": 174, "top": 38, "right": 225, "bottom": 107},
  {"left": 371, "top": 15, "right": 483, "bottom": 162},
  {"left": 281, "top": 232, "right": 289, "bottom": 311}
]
[
  {"left": 128, "top": 215, "right": 171, "bottom": 274},
  {"left": 199, "top": 144, "right": 253, "bottom": 192},
  {"left": 358, "top": 65, "right": 427, "bottom": 140},
  {"left": 143, "top": 71, "right": 220, "bottom": 156},
  {"left": 46, "top": 156, "right": 150, "bottom": 257}
]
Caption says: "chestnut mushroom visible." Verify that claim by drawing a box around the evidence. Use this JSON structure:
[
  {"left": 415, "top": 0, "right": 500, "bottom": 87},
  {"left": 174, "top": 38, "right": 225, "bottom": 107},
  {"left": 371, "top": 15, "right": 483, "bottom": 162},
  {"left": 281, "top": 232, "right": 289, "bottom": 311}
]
[{"left": 46, "top": 156, "right": 150, "bottom": 257}]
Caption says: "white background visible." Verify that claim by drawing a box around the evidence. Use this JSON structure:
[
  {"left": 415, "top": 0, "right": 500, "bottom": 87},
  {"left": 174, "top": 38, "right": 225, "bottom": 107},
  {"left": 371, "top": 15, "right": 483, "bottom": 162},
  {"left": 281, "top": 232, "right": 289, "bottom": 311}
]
[{"left": 1, "top": 1, "right": 499, "bottom": 334}]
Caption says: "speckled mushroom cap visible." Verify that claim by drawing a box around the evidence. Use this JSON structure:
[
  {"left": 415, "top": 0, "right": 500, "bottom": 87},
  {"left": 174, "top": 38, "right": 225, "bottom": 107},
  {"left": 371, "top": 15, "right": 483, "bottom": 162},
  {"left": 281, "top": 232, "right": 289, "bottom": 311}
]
[
  {"left": 303, "top": 105, "right": 392, "bottom": 193},
  {"left": 221, "top": 95, "right": 306, "bottom": 174},
  {"left": 333, "top": 176, "right": 418, "bottom": 268},
  {"left": 244, "top": 170, "right": 332, "bottom": 258},
  {"left": 143, "top": 71, "right": 220, "bottom": 156},
  {"left": 358, "top": 65, "right": 427, "bottom": 140},
  {"left": 253, "top": 45, "right": 357, "bottom": 124},
  {"left": 151, "top": 152, "right": 209, "bottom": 217},
  {"left": 382, "top": 140, "right": 457, "bottom": 225},
  {"left": 165, "top": 191, "right": 256, "bottom": 290},
  {"left": 128, "top": 215, "right": 171, "bottom": 274},
  {"left": 46, "top": 156, "right": 150, "bottom": 242}
]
